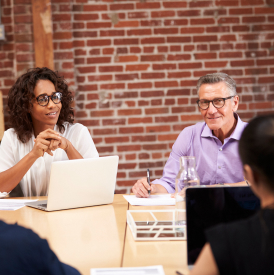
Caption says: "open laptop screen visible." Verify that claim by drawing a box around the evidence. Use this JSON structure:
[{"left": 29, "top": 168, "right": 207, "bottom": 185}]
[{"left": 186, "top": 186, "right": 260, "bottom": 266}]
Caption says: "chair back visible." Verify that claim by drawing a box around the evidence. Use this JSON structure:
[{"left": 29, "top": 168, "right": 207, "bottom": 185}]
[{"left": 0, "top": 91, "right": 4, "bottom": 141}]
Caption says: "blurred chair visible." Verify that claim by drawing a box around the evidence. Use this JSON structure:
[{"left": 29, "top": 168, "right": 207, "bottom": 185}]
[{"left": 0, "top": 91, "right": 4, "bottom": 141}]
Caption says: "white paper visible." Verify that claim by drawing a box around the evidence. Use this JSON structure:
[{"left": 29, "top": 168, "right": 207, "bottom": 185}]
[
  {"left": 0, "top": 199, "right": 38, "bottom": 211},
  {"left": 91, "top": 265, "right": 165, "bottom": 275},
  {"left": 123, "top": 195, "right": 175, "bottom": 206}
]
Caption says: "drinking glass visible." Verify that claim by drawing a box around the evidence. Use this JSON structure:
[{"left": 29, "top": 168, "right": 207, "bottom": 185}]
[{"left": 175, "top": 156, "right": 200, "bottom": 232}]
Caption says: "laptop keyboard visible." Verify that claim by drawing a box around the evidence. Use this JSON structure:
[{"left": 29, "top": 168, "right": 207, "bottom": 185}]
[{"left": 38, "top": 204, "right": 47, "bottom": 208}]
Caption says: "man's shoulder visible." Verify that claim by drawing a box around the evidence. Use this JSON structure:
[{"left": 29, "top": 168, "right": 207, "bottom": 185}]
[{"left": 179, "top": 121, "right": 206, "bottom": 136}]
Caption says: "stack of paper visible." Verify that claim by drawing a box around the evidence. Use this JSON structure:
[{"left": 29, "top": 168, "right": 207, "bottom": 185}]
[
  {"left": 0, "top": 199, "right": 38, "bottom": 211},
  {"left": 91, "top": 265, "right": 165, "bottom": 275},
  {"left": 123, "top": 194, "right": 175, "bottom": 206}
]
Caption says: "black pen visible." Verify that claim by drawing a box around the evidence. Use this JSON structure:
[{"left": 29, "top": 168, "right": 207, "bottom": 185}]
[
  {"left": 147, "top": 168, "right": 151, "bottom": 195},
  {"left": 176, "top": 271, "right": 184, "bottom": 275}
]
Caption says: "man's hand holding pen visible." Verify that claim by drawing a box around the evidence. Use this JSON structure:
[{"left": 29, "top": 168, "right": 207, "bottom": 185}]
[{"left": 132, "top": 177, "right": 157, "bottom": 198}]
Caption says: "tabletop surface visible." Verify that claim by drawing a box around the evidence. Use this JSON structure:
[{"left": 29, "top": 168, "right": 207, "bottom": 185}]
[{"left": 0, "top": 195, "right": 189, "bottom": 275}]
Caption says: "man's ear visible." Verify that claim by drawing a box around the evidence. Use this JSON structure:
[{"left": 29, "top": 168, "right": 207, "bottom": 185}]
[{"left": 232, "top": 95, "right": 239, "bottom": 112}]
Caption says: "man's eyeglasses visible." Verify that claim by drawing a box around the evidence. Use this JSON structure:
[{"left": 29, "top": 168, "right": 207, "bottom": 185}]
[
  {"left": 196, "top": 96, "right": 235, "bottom": 110},
  {"left": 36, "top": 92, "right": 62, "bottom": 107}
]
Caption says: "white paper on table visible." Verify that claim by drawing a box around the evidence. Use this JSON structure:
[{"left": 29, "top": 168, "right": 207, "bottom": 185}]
[
  {"left": 0, "top": 199, "right": 38, "bottom": 211},
  {"left": 123, "top": 194, "right": 175, "bottom": 206},
  {"left": 91, "top": 265, "right": 165, "bottom": 275}
]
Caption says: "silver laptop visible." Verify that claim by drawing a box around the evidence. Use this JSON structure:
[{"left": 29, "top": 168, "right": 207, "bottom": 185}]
[{"left": 26, "top": 156, "right": 119, "bottom": 211}]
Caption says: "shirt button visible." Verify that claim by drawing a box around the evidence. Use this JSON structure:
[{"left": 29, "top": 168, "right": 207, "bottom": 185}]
[
  {"left": 219, "top": 148, "right": 222, "bottom": 151},
  {"left": 218, "top": 166, "right": 221, "bottom": 169}
]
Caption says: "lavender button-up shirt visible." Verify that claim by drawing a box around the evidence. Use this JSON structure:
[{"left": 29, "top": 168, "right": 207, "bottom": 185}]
[{"left": 153, "top": 114, "right": 247, "bottom": 193}]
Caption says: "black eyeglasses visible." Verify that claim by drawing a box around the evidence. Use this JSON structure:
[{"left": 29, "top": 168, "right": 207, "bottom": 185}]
[
  {"left": 36, "top": 92, "right": 62, "bottom": 107},
  {"left": 196, "top": 96, "right": 235, "bottom": 110}
]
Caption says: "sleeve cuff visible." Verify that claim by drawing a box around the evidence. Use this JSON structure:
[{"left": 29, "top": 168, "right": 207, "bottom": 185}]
[{"left": 152, "top": 179, "right": 175, "bottom": 194}]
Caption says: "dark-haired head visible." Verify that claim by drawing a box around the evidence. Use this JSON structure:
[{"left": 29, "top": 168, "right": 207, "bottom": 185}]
[
  {"left": 239, "top": 115, "right": 274, "bottom": 195},
  {"left": 8, "top": 67, "right": 74, "bottom": 143}
]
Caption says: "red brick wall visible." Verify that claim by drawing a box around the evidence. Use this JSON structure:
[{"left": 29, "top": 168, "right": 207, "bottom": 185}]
[{"left": 1, "top": 0, "right": 274, "bottom": 193}]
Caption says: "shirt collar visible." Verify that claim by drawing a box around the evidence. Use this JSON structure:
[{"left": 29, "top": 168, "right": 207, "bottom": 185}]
[{"left": 201, "top": 113, "right": 245, "bottom": 141}]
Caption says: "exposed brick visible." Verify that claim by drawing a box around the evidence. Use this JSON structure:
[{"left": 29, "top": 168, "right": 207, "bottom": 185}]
[
  {"left": 74, "top": 14, "right": 99, "bottom": 20},
  {"left": 249, "top": 102, "right": 273, "bottom": 109},
  {"left": 83, "top": 4, "right": 108, "bottom": 11},
  {"left": 118, "top": 109, "right": 142, "bottom": 116},
  {"left": 87, "top": 57, "right": 111, "bottom": 64},
  {"left": 194, "top": 53, "right": 217, "bottom": 59},
  {"left": 132, "top": 135, "right": 157, "bottom": 142},
  {"left": 181, "top": 27, "right": 204, "bottom": 34},
  {"left": 168, "top": 72, "right": 191, "bottom": 78},
  {"left": 163, "top": 1, "right": 187, "bottom": 8},
  {"left": 146, "top": 125, "right": 170, "bottom": 133},
  {"left": 136, "top": 2, "right": 160, "bottom": 9},
  {"left": 100, "top": 30, "right": 124, "bottom": 37},
  {"left": 218, "top": 17, "right": 240, "bottom": 24},
  {"left": 141, "top": 20, "right": 162, "bottom": 27},
  {"left": 141, "top": 55, "right": 165, "bottom": 62},
  {"left": 153, "top": 64, "right": 177, "bottom": 70},
  {"left": 141, "top": 73, "right": 165, "bottom": 79},
  {"left": 128, "top": 29, "right": 152, "bottom": 36},
  {"left": 128, "top": 117, "right": 153, "bottom": 124},
  {"left": 220, "top": 52, "right": 242, "bottom": 58},
  {"left": 255, "top": 7, "right": 274, "bottom": 14},
  {"left": 193, "top": 35, "right": 217, "bottom": 42},
  {"left": 242, "top": 16, "right": 265, "bottom": 23},
  {"left": 145, "top": 108, "right": 169, "bottom": 115},
  {"left": 140, "top": 37, "right": 165, "bottom": 44},
  {"left": 155, "top": 81, "right": 178, "bottom": 88},
  {"left": 231, "top": 60, "right": 255, "bottom": 67},
  {"left": 167, "top": 36, "right": 191, "bottom": 43},
  {"left": 128, "top": 12, "right": 149, "bottom": 19},
  {"left": 167, "top": 54, "right": 191, "bottom": 61},
  {"left": 105, "top": 136, "right": 129, "bottom": 143},
  {"left": 114, "top": 38, "right": 139, "bottom": 45},
  {"left": 158, "top": 134, "right": 179, "bottom": 141},
  {"left": 191, "top": 18, "right": 215, "bottom": 25},
  {"left": 205, "top": 61, "right": 228, "bottom": 68},
  {"left": 100, "top": 83, "right": 125, "bottom": 90},
  {"left": 119, "top": 127, "right": 144, "bottom": 134},
  {"left": 178, "top": 10, "right": 201, "bottom": 17},
  {"left": 164, "top": 19, "right": 188, "bottom": 26},
  {"left": 143, "top": 144, "right": 167, "bottom": 150},
  {"left": 114, "top": 21, "right": 139, "bottom": 28},
  {"left": 128, "top": 82, "right": 152, "bottom": 89},
  {"left": 151, "top": 11, "right": 175, "bottom": 18}
]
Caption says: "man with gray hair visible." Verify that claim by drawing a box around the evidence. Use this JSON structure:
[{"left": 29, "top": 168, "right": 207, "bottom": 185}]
[{"left": 132, "top": 73, "right": 246, "bottom": 197}]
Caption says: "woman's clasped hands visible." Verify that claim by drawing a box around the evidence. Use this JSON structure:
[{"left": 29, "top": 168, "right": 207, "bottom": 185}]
[{"left": 32, "top": 129, "right": 70, "bottom": 158}]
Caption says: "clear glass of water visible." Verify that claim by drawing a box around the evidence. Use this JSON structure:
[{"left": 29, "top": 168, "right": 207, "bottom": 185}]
[{"left": 175, "top": 156, "right": 200, "bottom": 232}]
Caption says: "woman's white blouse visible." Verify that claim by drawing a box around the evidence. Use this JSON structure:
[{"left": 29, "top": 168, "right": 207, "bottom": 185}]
[{"left": 0, "top": 123, "right": 99, "bottom": 197}]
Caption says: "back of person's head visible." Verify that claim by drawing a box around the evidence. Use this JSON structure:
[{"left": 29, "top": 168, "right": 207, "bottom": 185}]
[
  {"left": 239, "top": 115, "right": 274, "bottom": 193},
  {"left": 8, "top": 67, "right": 74, "bottom": 143},
  {"left": 196, "top": 72, "right": 237, "bottom": 96}
]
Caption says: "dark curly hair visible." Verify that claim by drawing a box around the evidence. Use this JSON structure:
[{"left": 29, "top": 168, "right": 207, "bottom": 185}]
[{"left": 8, "top": 67, "right": 74, "bottom": 143}]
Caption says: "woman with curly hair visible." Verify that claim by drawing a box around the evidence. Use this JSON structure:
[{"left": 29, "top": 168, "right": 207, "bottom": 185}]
[{"left": 0, "top": 67, "right": 98, "bottom": 197}]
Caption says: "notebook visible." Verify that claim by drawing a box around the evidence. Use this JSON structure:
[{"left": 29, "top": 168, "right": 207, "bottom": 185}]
[
  {"left": 26, "top": 156, "right": 119, "bottom": 211},
  {"left": 186, "top": 186, "right": 260, "bottom": 269}
]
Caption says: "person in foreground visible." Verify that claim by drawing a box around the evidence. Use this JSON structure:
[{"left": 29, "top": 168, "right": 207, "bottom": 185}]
[
  {"left": 0, "top": 67, "right": 98, "bottom": 197},
  {"left": 133, "top": 73, "right": 246, "bottom": 197},
  {"left": 190, "top": 114, "right": 274, "bottom": 275},
  {"left": 0, "top": 220, "right": 80, "bottom": 274}
]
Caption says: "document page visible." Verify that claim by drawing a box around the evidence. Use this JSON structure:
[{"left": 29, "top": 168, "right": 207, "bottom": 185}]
[
  {"left": 0, "top": 199, "right": 38, "bottom": 211},
  {"left": 123, "top": 194, "right": 175, "bottom": 206},
  {"left": 91, "top": 265, "right": 165, "bottom": 275}
]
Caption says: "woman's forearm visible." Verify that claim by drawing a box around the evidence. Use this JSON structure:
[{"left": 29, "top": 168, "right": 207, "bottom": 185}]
[
  {"left": 65, "top": 141, "right": 83, "bottom": 160},
  {"left": 0, "top": 152, "right": 38, "bottom": 193}
]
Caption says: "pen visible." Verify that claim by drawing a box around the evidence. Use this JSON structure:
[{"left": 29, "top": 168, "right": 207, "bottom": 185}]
[
  {"left": 176, "top": 271, "right": 184, "bottom": 275},
  {"left": 147, "top": 168, "right": 151, "bottom": 195}
]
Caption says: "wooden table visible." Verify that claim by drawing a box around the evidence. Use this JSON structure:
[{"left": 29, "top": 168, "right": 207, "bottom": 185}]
[{"left": 0, "top": 195, "right": 189, "bottom": 275}]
